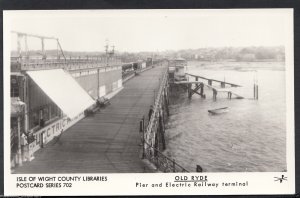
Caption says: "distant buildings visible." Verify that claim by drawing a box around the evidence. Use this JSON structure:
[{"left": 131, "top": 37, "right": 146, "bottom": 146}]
[{"left": 165, "top": 46, "right": 285, "bottom": 62}]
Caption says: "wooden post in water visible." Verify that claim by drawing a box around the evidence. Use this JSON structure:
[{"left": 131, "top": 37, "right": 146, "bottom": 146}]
[
  {"left": 200, "top": 82, "right": 204, "bottom": 98},
  {"left": 213, "top": 88, "right": 217, "bottom": 101},
  {"left": 188, "top": 83, "right": 192, "bottom": 99},
  {"left": 221, "top": 82, "right": 225, "bottom": 88},
  {"left": 208, "top": 79, "right": 212, "bottom": 86},
  {"left": 253, "top": 84, "right": 259, "bottom": 100},
  {"left": 253, "top": 83, "right": 256, "bottom": 99},
  {"left": 140, "top": 118, "right": 143, "bottom": 133},
  {"left": 253, "top": 72, "right": 259, "bottom": 100},
  {"left": 256, "top": 84, "right": 258, "bottom": 100}
]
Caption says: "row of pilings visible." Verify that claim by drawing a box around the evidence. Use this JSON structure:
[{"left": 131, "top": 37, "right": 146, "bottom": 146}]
[{"left": 140, "top": 69, "right": 189, "bottom": 173}]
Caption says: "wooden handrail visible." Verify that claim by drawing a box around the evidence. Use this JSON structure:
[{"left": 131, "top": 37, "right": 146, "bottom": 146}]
[{"left": 186, "top": 73, "right": 242, "bottom": 87}]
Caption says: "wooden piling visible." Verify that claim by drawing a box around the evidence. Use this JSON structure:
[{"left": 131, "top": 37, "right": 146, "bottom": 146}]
[
  {"left": 253, "top": 84, "right": 256, "bottom": 99},
  {"left": 200, "top": 83, "right": 204, "bottom": 97},
  {"left": 221, "top": 82, "right": 225, "bottom": 88},
  {"left": 253, "top": 84, "right": 258, "bottom": 100},
  {"left": 213, "top": 89, "right": 217, "bottom": 101},
  {"left": 256, "top": 85, "right": 258, "bottom": 100},
  {"left": 208, "top": 79, "right": 212, "bottom": 86},
  {"left": 140, "top": 119, "right": 143, "bottom": 132},
  {"left": 188, "top": 84, "right": 192, "bottom": 99}
]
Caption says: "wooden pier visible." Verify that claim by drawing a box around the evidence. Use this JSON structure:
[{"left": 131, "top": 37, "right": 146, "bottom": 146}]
[
  {"left": 172, "top": 73, "right": 244, "bottom": 100},
  {"left": 185, "top": 73, "right": 242, "bottom": 87},
  {"left": 142, "top": 69, "right": 189, "bottom": 172},
  {"left": 14, "top": 66, "right": 170, "bottom": 173}
]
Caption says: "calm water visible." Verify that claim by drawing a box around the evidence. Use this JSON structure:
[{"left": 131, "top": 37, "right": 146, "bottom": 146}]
[{"left": 164, "top": 62, "right": 286, "bottom": 172}]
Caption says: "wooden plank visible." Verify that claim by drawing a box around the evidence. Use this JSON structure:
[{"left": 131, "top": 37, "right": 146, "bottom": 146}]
[{"left": 186, "top": 73, "right": 242, "bottom": 87}]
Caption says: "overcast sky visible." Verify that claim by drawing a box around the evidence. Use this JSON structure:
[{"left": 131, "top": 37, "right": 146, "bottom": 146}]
[{"left": 5, "top": 9, "right": 292, "bottom": 53}]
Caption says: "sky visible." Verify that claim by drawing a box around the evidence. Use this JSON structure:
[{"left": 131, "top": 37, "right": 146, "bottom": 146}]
[{"left": 5, "top": 9, "right": 293, "bottom": 53}]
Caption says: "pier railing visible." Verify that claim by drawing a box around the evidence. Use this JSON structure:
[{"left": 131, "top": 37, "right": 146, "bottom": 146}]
[
  {"left": 144, "top": 69, "right": 168, "bottom": 147},
  {"left": 11, "top": 56, "right": 122, "bottom": 71},
  {"left": 143, "top": 68, "right": 189, "bottom": 173},
  {"left": 144, "top": 141, "right": 188, "bottom": 172}
]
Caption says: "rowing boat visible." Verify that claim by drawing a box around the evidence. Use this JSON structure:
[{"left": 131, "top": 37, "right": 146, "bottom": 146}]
[{"left": 208, "top": 107, "right": 229, "bottom": 114}]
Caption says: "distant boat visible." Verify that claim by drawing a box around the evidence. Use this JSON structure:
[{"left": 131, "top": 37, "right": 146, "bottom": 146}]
[{"left": 208, "top": 107, "right": 229, "bottom": 114}]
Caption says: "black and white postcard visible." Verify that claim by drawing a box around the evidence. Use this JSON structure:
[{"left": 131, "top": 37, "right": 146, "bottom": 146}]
[{"left": 3, "top": 9, "right": 295, "bottom": 196}]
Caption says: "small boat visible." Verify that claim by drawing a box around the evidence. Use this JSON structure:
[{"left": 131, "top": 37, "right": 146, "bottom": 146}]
[{"left": 208, "top": 107, "right": 229, "bottom": 114}]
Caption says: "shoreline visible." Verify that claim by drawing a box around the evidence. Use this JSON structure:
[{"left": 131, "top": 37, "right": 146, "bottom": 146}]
[{"left": 187, "top": 60, "right": 285, "bottom": 71}]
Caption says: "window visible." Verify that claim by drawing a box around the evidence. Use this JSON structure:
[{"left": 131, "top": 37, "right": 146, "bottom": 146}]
[
  {"left": 43, "top": 107, "right": 49, "bottom": 122},
  {"left": 30, "top": 111, "right": 39, "bottom": 128},
  {"left": 11, "top": 77, "right": 19, "bottom": 97}
]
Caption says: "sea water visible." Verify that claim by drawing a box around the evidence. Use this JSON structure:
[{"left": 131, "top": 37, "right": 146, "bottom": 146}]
[{"left": 164, "top": 61, "right": 287, "bottom": 172}]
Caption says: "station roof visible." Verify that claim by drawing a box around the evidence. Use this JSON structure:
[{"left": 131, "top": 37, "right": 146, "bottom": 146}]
[{"left": 27, "top": 69, "right": 95, "bottom": 119}]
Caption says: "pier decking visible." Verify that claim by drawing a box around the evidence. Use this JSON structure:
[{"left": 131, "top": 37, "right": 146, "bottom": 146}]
[{"left": 14, "top": 66, "right": 166, "bottom": 173}]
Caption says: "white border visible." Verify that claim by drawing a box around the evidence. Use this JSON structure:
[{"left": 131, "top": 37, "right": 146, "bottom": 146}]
[{"left": 3, "top": 9, "right": 295, "bottom": 196}]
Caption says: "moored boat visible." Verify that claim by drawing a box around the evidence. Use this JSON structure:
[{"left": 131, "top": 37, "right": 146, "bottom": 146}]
[{"left": 208, "top": 107, "right": 229, "bottom": 114}]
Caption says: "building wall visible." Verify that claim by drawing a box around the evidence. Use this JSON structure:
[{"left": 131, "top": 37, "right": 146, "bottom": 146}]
[
  {"left": 75, "top": 72, "right": 98, "bottom": 99},
  {"left": 27, "top": 66, "right": 122, "bottom": 131},
  {"left": 98, "top": 69, "right": 122, "bottom": 94},
  {"left": 71, "top": 66, "right": 122, "bottom": 98}
]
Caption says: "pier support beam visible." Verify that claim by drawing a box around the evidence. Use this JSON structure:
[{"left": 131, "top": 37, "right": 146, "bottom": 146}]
[
  {"left": 188, "top": 84, "right": 192, "bottom": 99},
  {"left": 185, "top": 82, "right": 205, "bottom": 99},
  {"left": 221, "top": 82, "right": 225, "bottom": 88},
  {"left": 227, "top": 92, "right": 232, "bottom": 99},
  {"left": 256, "top": 85, "right": 258, "bottom": 99},
  {"left": 200, "top": 83, "right": 205, "bottom": 98},
  {"left": 208, "top": 79, "right": 212, "bottom": 86},
  {"left": 213, "top": 89, "right": 217, "bottom": 101},
  {"left": 254, "top": 84, "right": 259, "bottom": 100}
]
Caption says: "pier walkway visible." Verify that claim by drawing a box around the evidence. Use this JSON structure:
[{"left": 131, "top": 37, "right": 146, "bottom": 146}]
[{"left": 14, "top": 66, "right": 166, "bottom": 173}]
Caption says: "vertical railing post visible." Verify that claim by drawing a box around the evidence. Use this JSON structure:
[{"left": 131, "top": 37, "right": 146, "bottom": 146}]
[{"left": 142, "top": 116, "right": 145, "bottom": 159}]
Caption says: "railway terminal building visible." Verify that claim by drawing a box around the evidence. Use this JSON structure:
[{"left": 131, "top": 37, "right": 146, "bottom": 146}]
[{"left": 10, "top": 55, "right": 124, "bottom": 168}]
